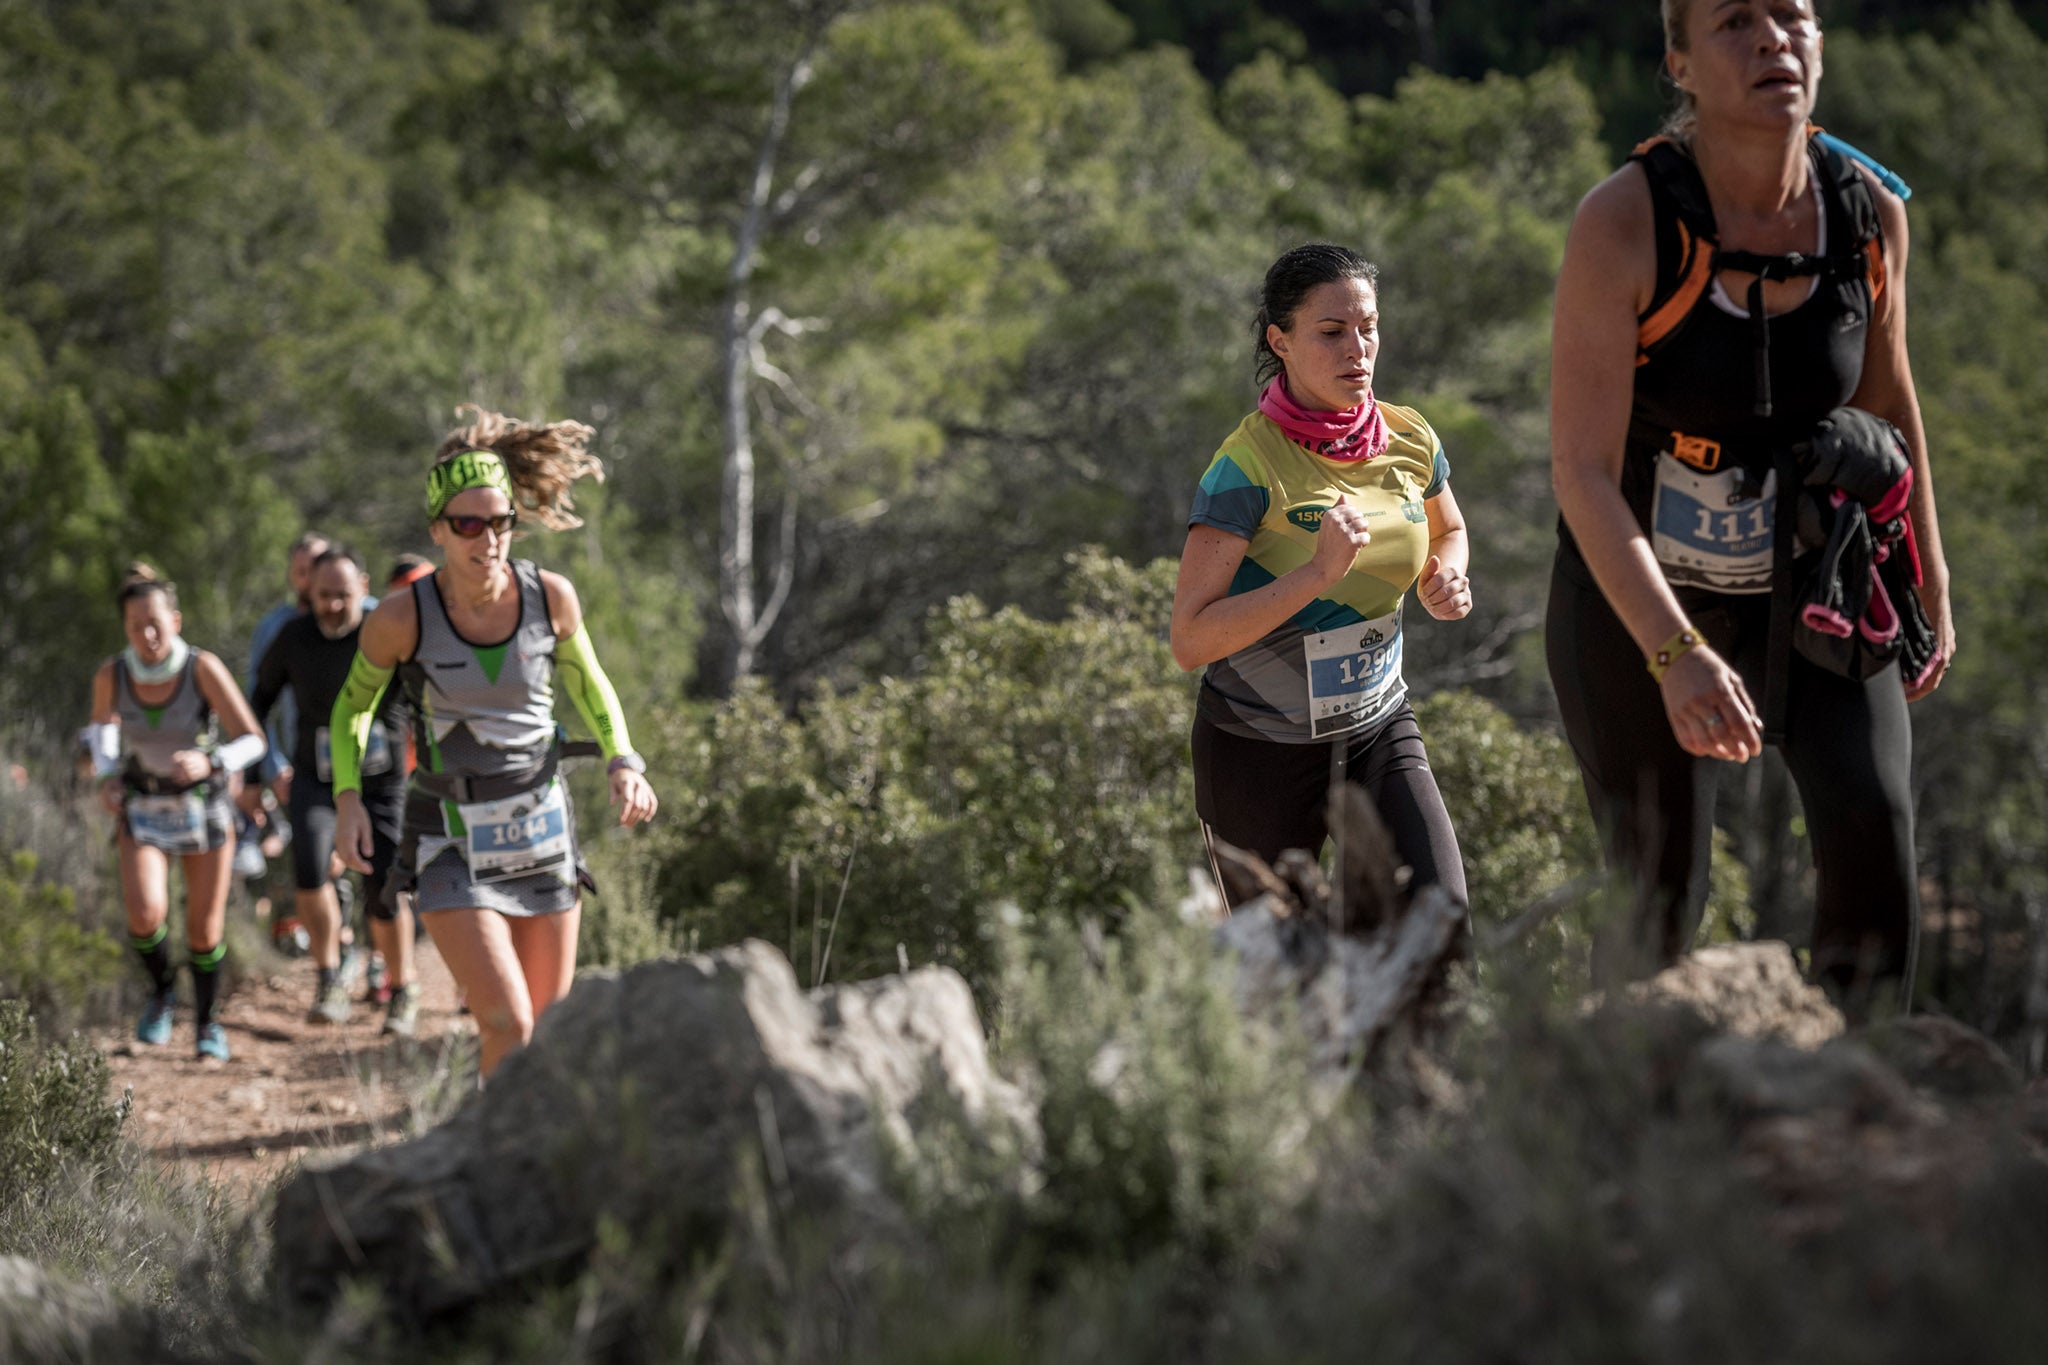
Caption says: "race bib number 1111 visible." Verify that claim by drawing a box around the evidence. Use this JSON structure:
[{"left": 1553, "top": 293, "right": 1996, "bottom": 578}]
[{"left": 1651, "top": 454, "right": 1776, "bottom": 594}]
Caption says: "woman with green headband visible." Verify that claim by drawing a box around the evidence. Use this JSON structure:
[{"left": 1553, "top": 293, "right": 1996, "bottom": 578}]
[{"left": 331, "top": 405, "right": 657, "bottom": 1079}]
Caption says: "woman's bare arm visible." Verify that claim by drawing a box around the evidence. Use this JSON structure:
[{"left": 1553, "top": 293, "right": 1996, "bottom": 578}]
[{"left": 1550, "top": 166, "right": 1761, "bottom": 762}]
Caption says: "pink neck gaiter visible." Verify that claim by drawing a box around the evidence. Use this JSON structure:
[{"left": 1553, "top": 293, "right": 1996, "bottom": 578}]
[{"left": 1258, "top": 375, "right": 1391, "bottom": 462}]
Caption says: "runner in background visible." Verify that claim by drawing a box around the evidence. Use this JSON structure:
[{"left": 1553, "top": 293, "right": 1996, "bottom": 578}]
[
  {"left": 1171, "top": 244, "right": 1473, "bottom": 914},
  {"left": 250, "top": 547, "right": 420, "bottom": 1033},
  {"left": 333, "top": 407, "right": 657, "bottom": 1078},
  {"left": 240, "top": 531, "right": 326, "bottom": 952},
  {"left": 88, "top": 563, "right": 268, "bottom": 1061}
]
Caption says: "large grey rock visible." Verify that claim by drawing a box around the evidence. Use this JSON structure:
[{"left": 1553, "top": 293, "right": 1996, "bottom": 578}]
[
  {"left": 1626, "top": 942, "right": 1845, "bottom": 1049},
  {"left": 1683, "top": 1034, "right": 1936, "bottom": 1128},
  {"left": 272, "top": 941, "right": 1032, "bottom": 1318},
  {"left": 0, "top": 1256, "right": 156, "bottom": 1362},
  {"left": 1859, "top": 1014, "right": 2024, "bottom": 1103}
]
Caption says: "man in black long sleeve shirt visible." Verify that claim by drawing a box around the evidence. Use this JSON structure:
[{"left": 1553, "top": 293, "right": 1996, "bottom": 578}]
[{"left": 249, "top": 547, "right": 418, "bottom": 1034}]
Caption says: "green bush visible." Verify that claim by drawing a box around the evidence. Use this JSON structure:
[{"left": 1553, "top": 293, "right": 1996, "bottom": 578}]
[
  {"left": 986, "top": 901, "right": 1325, "bottom": 1274},
  {"left": 0, "top": 850, "right": 126, "bottom": 1034},
  {"left": 1413, "top": 688, "right": 1600, "bottom": 922},
  {"left": 635, "top": 551, "right": 1199, "bottom": 994},
  {"left": 0, "top": 998, "right": 126, "bottom": 1212}
]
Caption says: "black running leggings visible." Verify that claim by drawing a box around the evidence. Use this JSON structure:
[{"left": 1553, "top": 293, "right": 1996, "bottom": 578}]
[
  {"left": 1192, "top": 703, "right": 1468, "bottom": 911},
  {"left": 289, "top": 779, "right": 406, "bottom": 922},
  {"left": 1545, "top": 558, "right": 1917, "bottom": 998}
]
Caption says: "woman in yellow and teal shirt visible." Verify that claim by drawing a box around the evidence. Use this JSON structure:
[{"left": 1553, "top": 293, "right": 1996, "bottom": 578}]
[{"left": 1171, "top": 243, "right": 1472, "bottom": 909}]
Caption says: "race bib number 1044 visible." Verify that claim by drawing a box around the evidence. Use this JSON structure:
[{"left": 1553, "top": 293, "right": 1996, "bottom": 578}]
[{"left": 460, "top": 779, "right": 573, "bottom": 885}]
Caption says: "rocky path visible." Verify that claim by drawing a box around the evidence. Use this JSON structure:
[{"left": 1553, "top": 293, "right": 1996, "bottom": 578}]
[{"left": 99, "top": 942, "right": 473, "bottom": 1200}]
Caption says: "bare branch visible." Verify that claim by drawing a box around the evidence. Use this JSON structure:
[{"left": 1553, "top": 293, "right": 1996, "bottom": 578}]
[{"left": 772, "top": 161, "right": 825, "bottom": 221}]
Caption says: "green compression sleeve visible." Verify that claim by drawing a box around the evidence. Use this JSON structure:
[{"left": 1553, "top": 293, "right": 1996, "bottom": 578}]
[
  {"left": 555, "top": 623, "right": 634, "bottom": 760},
  {"left": 331, "top": 652, "right": 394, "bottom": 794}
]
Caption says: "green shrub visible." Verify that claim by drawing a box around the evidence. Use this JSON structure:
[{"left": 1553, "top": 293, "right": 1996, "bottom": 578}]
[
  {"left": 987, "top": 901, "right": 1326, "bottom": 1273},
  {"left": 1413, "top": 688, "right": 1599, "bottom": 922},
  {"left": 0, "top": 851, "right": 126, "bottom": 1034},
  {"left": 0, "top": 998, "right": 126, "bottom": 1212},
  {"left": 1417, "top": 689, "right": 1751, "bottom": 986},
  {"left": 636, "top": 551, "right": 1199, "bottom": 994},
  {"left": 0, "top": 743, "right": 131, "bottom": 1030}
]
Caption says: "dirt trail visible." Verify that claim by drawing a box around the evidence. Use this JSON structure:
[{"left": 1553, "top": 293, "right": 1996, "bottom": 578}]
[{"left": 99, "top": 941, "right": 472, "bottom": 1200}]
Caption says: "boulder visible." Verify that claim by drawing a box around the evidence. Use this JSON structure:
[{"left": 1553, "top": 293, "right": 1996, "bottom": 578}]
[
  {"left": 272, "top": 941, "right": 1033, "bottom": 1319},
  {"left": 0, "top": 1256, "right": 156, "bottom": 1362},
  {"left": 1683, "top": 1034, "right": 1935, "bottom": 1128},
  {"left": 1625, "top": 942, "right": 1845, "bottom": 1049},
  {"left": 1859, "top": 1013, "right": 2025, "bottom": 1103}
]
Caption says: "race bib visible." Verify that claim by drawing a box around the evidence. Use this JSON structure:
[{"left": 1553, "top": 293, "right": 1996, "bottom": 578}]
[
  {"left": 127, "top": 792, "right": 210, "bottom": 854},
  {"left": 1303, "top": 607, "right": 1406, "bottom": 740},
  {"left": 1650, "top": 455, "right": 1776, "bottom": 594},
  {"left": 314, "top": 725, "right": 393, "bottom": 785},
  {"left": 459, "top": 778, "right": 573, "bottom": 885}
]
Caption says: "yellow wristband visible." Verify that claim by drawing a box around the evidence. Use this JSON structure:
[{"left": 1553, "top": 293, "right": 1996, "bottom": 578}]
[{"left": 1646, "top": 629, "right": 1701, "bottom": 683}]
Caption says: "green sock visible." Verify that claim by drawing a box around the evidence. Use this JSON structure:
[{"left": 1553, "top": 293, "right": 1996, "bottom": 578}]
[
  {"left": 130, "top": 923, "right": 176, "bottom": 994},
  {"left": 190, "top": 943, "right": 226, "bottom": 1027}
]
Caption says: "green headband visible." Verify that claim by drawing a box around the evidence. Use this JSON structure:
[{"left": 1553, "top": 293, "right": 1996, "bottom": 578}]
[{"left": 426, "top": 450, "right": 515, "bottom": 518}]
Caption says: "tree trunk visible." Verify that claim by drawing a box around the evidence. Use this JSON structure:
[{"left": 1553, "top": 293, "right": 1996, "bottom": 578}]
[
  {"left": 1412, "top": 0, "right": 1438, "bottom": 70},
  {"left": 716, "top": 51, "right": 813, "bottom": 691}
]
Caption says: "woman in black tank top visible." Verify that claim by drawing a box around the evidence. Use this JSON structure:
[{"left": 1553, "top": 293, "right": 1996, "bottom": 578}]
[{"left": 1545, "top": 0, "right": 1953, "bottom": 1012}]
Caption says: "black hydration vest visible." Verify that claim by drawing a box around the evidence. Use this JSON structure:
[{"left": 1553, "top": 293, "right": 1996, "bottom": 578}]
[
  {"left": 1558, "top": 128, "right": 1895, "bottom": 739},
  {"left": 1559, "top": 130, "right": 1886, "bottom": 572}
]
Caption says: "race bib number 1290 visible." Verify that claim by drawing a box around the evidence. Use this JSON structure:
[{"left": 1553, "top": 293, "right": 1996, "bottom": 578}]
[{"left": 1303, "top": 607, "right": 1406, "bottom": 740}]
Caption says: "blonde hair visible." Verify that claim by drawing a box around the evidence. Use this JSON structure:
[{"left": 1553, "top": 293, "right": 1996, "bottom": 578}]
[
  {"left": 432, "top": 403, "right": 604, "bottom": 531},
  {"left": 1659, "top": 0, "right": 1824, "bottom": 140},
  {"left": 116, "top": 561, "right": 176, "bottom": 612}
]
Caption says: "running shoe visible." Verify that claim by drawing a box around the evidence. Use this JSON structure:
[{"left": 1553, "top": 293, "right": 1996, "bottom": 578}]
[
  {"left": 135, "top": 989, "right": 175, "bottom": 1047},
  {"left": 194, "top": 1021, "right": 231, "bottom": 1062},
  {"left": 381, "top": 983, "right": 420, "bottom": 1038},
  {"left": 364, "top": 951, "right": 391, "bottom": 1005},
  {"left": 272, "top": 916, "right": 310, "bottom": 958},
  {"left": 306, "top": 978, "right": 352, "bottom": 1026}
]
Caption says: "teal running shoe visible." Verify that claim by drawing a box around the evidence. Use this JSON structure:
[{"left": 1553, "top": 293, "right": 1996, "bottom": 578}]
[
  {"left": 194, "top": 1021, "right": 231, "bottom": 1062},
  {"left": 135, "top": 989, "right": 175, "bottom": 1047}
]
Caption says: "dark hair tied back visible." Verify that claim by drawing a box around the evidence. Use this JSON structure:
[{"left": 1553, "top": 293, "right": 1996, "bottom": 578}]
[
  {"left": 116, "top": 561, "right": 177, "bottom": 612},
  {"left": 1252, "top": 243, "right": 1379, "bottom": 385}
]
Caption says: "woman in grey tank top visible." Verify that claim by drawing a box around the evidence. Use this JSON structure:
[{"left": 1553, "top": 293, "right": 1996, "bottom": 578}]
[
  {"left": 86, "top": 564, "right": 268, "bottom": 1062},
  {"left": 332, "top": 406, "right": 658, "bottom": 1080}
]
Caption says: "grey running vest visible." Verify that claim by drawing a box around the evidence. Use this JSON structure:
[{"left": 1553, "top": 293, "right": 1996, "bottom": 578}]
[
  {"left": 113, "top": 655, "right": 215, "bottom": 781},
  {"left": 403, "top": 559, "right": 557, "bottom": 787}
]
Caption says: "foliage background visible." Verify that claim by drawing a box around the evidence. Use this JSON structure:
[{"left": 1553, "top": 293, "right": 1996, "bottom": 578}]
[
  {"left": 4, "top": 4, "right": 2048, "bottom": 1359},
  {"left": 3, "top": 0, "right": 2045, "bottom": 1026}
]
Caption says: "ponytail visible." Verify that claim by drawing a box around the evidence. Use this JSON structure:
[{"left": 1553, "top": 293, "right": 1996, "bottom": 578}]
[
  {"left": 432, "top": 404, "right": 604, "bottom": 531},
  {"left": 116, "top": 561, "right": 177, "bottom": 612}
]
